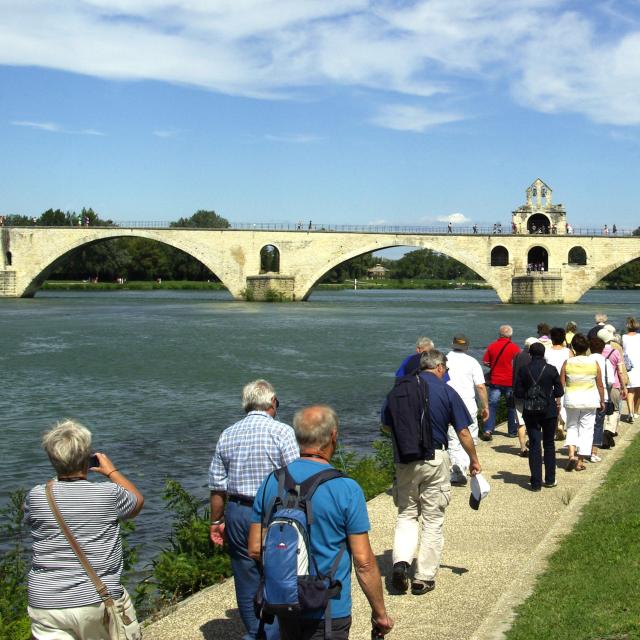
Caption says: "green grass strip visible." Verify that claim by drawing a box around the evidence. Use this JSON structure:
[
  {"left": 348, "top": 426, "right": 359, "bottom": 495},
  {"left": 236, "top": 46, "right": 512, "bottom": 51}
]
[{"left": 506, "top": 432, "right": 640, "bottom": 640}]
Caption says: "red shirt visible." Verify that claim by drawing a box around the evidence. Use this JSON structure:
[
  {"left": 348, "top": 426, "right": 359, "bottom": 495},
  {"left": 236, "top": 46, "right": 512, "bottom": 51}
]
[{"left": 483, "top": 337, "right": 521, "bottom": 386}]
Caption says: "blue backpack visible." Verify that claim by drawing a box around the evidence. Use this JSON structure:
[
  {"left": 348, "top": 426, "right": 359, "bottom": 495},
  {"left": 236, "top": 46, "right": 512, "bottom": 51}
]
[{"left": 255, "top": 466, "right": 346, "bottom": 639}]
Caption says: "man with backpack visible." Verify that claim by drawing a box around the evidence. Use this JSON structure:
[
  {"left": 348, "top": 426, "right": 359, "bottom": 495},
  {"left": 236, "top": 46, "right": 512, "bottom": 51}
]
[
  {"left": 383, "top": 350, "right": 481, "bottom": 596},
  {"left": 248, "top": 405, "right": 394, "bottom": 640},
  {"left": 514, "top": 342, "right": 564, "bottom": 491}
]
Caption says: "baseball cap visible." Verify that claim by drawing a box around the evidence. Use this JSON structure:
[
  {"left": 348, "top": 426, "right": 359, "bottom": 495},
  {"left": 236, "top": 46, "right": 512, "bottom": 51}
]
[{"left": 469, "top": 474, "right": 491, "bottom": 510}]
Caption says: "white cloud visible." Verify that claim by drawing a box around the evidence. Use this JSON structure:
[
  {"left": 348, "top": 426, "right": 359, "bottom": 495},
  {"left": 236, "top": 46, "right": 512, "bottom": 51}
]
[
  {"left": 367, "top": 218, "right": 388, "bottom": 225},
  {"left": 436, "top": 212, "right": 469, "bottom": 223},
  {"left": 11, "top": 120, "right": 105, "bottom": 135},
  {"left": 264, "top": 133, "right": 321, "bottom": 143},
  {"left": 153, "top": 129, "right": 179, "bottom": 138},
  {"left": 2, "top": 1, "right": 640, "bottom": 126},
  {"left": 370, "top": 104, "right": 463, "bottom": 132}
]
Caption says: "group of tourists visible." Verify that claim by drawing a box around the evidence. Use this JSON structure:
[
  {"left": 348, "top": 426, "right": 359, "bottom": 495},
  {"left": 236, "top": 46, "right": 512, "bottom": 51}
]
[{"left": 23, "top": 311, "right": 640, "bottom": 639}]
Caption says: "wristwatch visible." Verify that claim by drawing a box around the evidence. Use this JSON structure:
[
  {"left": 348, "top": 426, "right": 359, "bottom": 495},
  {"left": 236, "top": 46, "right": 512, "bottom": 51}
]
[{"left": 210, "top": 519, "right": 224, "bottom": 525}]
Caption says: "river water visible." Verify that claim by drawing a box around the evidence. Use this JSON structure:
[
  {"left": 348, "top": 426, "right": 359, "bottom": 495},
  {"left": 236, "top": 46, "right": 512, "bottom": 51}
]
[{"left": 2, "top": 288, "right": 638, "bottom": 562}]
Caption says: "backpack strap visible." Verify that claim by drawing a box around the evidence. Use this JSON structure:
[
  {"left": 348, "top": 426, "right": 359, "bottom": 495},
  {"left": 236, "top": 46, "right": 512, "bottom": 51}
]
[
  {"left": 528, "top": 363, "right": 546, "bottom": 385},
  {"left": 299, "top": 468, "right": 345, "bottom": 526}
]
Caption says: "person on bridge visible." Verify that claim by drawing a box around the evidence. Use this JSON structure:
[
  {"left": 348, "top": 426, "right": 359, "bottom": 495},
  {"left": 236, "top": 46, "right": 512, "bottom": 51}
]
[
  {"left": 445, "top": 334, "right": 488, "bottom": 485},
  {"left": 384, "top": 350, "right": 481, "bottom": 596},
  {"left": 481, "top": 325, "right": 521, "bottom": 440},
  {"left": 395, "top": 336, "right": 434, "bottom": 378},
  {"left": 208, "top": 379, "right": 299, "bottom": 640}
]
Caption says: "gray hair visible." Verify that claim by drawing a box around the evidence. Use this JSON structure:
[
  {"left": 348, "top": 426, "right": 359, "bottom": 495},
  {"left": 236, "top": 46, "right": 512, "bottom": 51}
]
[
  {"left": 420, "top": 349, "right": 447, "bottom": 371},
  {"left": 565, "top": 321, "right": 577, "bottom": 332},
  {"left": 595, "top": 312, "right": 608, "bottom": 323},
  {"left": 293, "top": 405, "right": 338, "bottom": 448},
  {"left": 242, "top": 379, "right": 276, "bottom": 412},
  {"left": 42, "top": 419, "right": 92, "bottom": 475},
  {"left": 499, "top": 325, "right": 513, "bottom": 338},
  {"left": 415, "top": 336, "right": 434, "bottom": 351}
]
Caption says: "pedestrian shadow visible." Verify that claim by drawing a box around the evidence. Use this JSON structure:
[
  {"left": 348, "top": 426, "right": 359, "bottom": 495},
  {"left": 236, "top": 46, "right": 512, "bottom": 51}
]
[
  {"left": 199, "top": 609, "right": 245, "bottom": 639},
  {"left": 376, "top": 549, "right": 469, "bottom": 594},
  {"left": 491, "top": 444, "right": 526, "bottom": 456},
  {"left": 491, "top": 469, "right": 530, "bottom": 488}
]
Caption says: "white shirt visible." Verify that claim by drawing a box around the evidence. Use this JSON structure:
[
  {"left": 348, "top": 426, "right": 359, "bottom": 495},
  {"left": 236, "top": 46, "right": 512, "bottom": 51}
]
[
  {"left": 446, "top": 350, "right": 485, "bottom": 416},
  {"left": 589, "top": 353, "right": 614, "bottom": 401},
  {"left": 545, "top": 346, "right": 571, "bottom": 374}
]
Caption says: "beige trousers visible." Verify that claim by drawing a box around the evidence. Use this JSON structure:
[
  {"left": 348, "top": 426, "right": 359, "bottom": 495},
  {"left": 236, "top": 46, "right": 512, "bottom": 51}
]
[
  {"left": 392, "top": 450, "right": 451, "bottom": 581},
  {"left": 29, "top": 587, "right": 140, "bottom": 640}
]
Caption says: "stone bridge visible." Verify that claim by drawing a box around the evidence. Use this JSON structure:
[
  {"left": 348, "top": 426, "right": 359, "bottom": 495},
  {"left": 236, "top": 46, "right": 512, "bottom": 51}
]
[{"left": 1, "top": 225, "right": 638, "bottom": 303}]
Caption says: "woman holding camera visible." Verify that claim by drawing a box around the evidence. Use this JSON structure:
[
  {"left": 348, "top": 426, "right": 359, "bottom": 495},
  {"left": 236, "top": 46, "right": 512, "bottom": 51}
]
[{"left": 25, "top": 420, "right": 144, "bottom": 639}]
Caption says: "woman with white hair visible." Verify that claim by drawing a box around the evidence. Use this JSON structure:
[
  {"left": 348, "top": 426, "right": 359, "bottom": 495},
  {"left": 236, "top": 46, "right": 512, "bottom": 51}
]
[{"left": 25, "top": 420, "right": 144, "bottom": 640}]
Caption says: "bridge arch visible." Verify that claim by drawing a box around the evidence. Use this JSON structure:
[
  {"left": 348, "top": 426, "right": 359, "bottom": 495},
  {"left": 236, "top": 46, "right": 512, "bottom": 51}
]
[
  {"left": 260, "top": 244, "right": 280, "bottom": 273},
  {"left": 15, "top": 230, "right": 238, "bottom": 297},
  {"left": 296, "top": 237, "right": 504, "bottom": 301},
  {"left": 527, "top": 246, "right": 548, "bottom": 271},
  {"left": 490, "top": 246, "right": 509, "bottom": 266},
  {"left": 568, "top": 246, "right": 587, "bottom": 265}
]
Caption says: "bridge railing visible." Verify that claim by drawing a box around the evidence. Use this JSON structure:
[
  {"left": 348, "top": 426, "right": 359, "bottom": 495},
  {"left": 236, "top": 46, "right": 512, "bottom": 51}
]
[{"left": 2, "top": 220, "right": 637, "bottom": 236}]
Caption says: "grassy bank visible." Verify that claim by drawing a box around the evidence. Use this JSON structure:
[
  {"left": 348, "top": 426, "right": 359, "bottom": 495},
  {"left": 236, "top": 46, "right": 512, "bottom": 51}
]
[
  {"left": 42, "top": 280, "right": 227, "bottom": 291},
  {"left": 506, "top": 431, "right": 640, "bottom": 640}
]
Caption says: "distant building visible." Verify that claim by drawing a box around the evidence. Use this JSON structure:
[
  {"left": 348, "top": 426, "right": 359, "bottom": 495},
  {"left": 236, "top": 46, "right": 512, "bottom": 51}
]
[{"left": 367, "top": 263, "right": 389, "bottom": 279}]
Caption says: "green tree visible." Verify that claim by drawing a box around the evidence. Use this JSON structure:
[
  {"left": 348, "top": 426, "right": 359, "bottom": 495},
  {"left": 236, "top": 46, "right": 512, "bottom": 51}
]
[{"left": 170, "top": 210, "right": 230, "bottom": 229}]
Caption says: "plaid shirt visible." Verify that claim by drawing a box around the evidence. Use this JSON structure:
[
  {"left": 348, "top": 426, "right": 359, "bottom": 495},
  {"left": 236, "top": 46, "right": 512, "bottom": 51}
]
[{"left": 208, "top": 411, "right": 299, "bottom": 497}]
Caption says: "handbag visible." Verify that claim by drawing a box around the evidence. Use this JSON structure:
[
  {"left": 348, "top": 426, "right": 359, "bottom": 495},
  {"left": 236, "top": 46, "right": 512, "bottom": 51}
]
[
  {"left": 624, "top": 352, "right": 634, "bottom": 372},
  {"left": 45, "top": 481, "right": 141, "bottom": 640}
]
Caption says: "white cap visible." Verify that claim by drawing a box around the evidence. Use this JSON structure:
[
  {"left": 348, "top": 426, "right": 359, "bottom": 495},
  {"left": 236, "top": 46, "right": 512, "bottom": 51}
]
[{"left": 469, "top": 474, "right": 491, "bottom": 510}]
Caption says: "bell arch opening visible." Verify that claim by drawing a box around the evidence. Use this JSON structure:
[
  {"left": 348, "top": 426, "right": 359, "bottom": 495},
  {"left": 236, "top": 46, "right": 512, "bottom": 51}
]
[
  {"left": 528, "top": 214, "right": 551, "bottom": 234},
  {"left": 568, "top": 246, "right": 587, "bottom": 266},
  {"left": 490, "top": 246, "right": 509, "bottom": 266},
  {"left": 527, "top": 246, "right": 548, "bottom": 271},
  {"left": 260, "top": 245, "right": 280, "bottom": 273}
]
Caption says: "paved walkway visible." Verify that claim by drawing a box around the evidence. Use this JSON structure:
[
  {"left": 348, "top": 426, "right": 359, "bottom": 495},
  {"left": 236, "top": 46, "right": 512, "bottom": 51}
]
[{"left": 142, "top": 420, "right": 637, "bottom": 640}]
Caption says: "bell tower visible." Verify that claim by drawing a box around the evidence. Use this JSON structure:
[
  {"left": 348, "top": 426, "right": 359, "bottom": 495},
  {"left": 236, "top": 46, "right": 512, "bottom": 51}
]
[{"left": 512, "top": 178, "right": 566, "bottom": 234}]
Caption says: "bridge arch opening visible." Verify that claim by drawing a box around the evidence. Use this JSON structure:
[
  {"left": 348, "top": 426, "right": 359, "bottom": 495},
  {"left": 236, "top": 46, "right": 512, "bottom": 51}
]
[
  {"left": 568, "top": 246, "right": 587, "bottom": 266},
  {"left": 5, "top": 251, "right": 12, "bottom": 266},
  {"left": 490, "top": 246, "right": 509, "bottom": 266},
  {"left": 27, "top": 235, "right": 230, "bottom": 297},
  {"left": 260, "top": 245, "right": 280, "bottom": 273},
  {"left": 528, "top": 214, "right": 551, "bottom": 234},
  {"left": 527, "top": 246, "right": 548, "bottom": 271}
]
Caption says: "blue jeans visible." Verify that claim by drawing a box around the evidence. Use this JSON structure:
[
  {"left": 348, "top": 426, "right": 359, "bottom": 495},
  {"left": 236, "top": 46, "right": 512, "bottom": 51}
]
[
  {"left": 485, "top": 385, "right": 518, "bottom": 435},
  {"left": 593, "top": 409, "right": 605, "bottom": 447},
  {"left": 225, "top": 501, "right": 279, "bottom": 640},
  {"left": 524, "top": 416, "right": 557, "bottom": 488}
]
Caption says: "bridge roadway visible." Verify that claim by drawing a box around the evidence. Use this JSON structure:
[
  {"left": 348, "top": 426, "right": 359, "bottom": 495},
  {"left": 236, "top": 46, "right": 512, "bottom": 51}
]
[{"left": 1, "top": 225, "right": 639, "bottom": 302}]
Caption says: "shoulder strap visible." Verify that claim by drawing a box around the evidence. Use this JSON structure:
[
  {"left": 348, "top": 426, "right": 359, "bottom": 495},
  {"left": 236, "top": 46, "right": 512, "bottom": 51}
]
[
  {"left": 489, "top": 340, "right": 511, "bottom": 373},
  {"left": 299, "top": 469, "right": 345, "bottom": 526},
  {"left": 45, "top": 480, "right": 114, "bottom": 606}
]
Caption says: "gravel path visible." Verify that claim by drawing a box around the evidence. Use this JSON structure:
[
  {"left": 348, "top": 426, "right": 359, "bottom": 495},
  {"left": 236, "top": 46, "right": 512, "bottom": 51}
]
[{"left": 142, "top": 420, "right": 636, "bottom": 640}]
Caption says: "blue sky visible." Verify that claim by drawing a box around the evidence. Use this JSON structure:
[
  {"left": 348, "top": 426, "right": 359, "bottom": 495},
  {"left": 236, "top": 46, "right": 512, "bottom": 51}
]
[{"left": 2, "top": 0, "right": 640, "bottom": 230}]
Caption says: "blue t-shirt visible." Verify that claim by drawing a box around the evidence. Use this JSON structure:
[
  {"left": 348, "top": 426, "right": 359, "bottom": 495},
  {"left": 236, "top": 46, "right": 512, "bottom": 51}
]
[
  {"left": 419, "top": 371, "right": 472, "bottom": 445},
  {"left": 252, "top": 458, "right": 370, "bottom": 619}
]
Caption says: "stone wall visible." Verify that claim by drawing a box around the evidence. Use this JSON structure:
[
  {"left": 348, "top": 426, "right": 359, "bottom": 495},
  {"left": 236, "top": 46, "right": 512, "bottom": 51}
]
[
  {"left": 245, "top": 274, "right": 295, "bottom": 301},
  {"left": 511, "top": 273, "right": 563, "bottom": 303}
]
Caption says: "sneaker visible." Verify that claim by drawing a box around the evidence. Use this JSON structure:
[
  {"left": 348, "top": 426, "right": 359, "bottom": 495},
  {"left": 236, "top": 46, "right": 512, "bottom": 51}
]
[
  {"left": 392, "top": 561, "right": 410, "bottom": 593},
  {"left": 621, "top": 415, "right": 634, "bottom": 424},
  {"left": 530, "top": 485, "right": 542, "bottom": 492},
  {"left": 588, "top": 454, "right": 602, "bottom": 463},
  {"left": 543, "top": 480, "right": 557, "bottom": 488},
  {"left": 479, "top": 431, "right": 493, "bottom": 441},
  {"left": 450, "top": 464, "right": 468, "bottom": 485},
  {"left": 411, "top": 579, "right": 435, "bottom": 595}
]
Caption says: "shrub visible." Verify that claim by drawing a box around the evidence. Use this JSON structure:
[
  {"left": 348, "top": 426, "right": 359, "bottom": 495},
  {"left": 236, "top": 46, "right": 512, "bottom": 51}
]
[{"left": 0, "top": 490, "right": 30, "bottom": 640}]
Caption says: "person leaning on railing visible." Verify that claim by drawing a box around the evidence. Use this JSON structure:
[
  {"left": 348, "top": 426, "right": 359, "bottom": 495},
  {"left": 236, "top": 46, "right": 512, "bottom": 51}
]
[{"left": 25, "top": 419, "right": 144, "bottom": 640}]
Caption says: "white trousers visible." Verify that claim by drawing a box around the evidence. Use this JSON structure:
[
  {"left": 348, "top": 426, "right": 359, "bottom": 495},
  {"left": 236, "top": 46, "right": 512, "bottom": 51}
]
[
  {"left": 605, "top": 387, "right": 621, "bottom": 434},
  {"left": 564, "top": 408, "right": 596, "bottom": 456},
  {"left": 392, "top": 450, "right": 451, "bottom": 581},
  {"left": 447, "top": 414, "right": 478, "bottom": 472}
]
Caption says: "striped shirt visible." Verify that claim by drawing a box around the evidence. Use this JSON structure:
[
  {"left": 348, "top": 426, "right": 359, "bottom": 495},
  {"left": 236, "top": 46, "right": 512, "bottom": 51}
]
[
  {"left": 25, "top": 480, "right": 138, "bottom": 608},
  {"left": 564, "top": 356, "right": 600, "bottom": 409},
  {"left": 208, "top": 411, "right": 299, "bottom": 497}
]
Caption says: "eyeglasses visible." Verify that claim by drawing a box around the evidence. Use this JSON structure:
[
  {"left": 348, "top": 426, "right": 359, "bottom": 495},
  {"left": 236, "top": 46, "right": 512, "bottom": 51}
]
[{"left": 275, "top": 398, "right": 280, "bottom": 409}]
